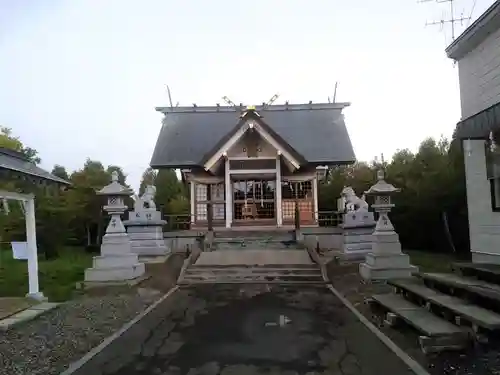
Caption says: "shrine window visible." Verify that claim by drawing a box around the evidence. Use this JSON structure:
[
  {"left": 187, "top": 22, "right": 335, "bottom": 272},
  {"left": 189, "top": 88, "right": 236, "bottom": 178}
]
[{"left": 281, "top": 181, "right": 313, "bottom": 200}]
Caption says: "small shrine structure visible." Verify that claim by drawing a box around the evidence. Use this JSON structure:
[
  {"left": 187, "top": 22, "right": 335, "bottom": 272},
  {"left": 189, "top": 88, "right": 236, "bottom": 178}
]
[{"left": 150, "top": 102, "right": 356, "bottom": 229}]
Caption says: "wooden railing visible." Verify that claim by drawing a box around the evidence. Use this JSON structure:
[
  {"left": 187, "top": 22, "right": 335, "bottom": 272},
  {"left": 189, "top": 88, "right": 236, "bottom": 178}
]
[{"left": 163, "top": 214, "right": 191, "bottom": 231}]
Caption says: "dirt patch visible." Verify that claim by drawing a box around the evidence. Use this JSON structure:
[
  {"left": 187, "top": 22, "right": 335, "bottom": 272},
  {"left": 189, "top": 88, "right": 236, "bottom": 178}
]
[
  {"left": 0, "top": 297, "right": 37, "bottom": 319},
  {"left": 79, "top": 253, "right": 186, "bottom": 298}
]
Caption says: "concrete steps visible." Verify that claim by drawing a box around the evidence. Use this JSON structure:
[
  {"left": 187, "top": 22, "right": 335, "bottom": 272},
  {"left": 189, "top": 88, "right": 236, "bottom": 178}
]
[
  {"left": 370, "top": 294, "right": 468, "bottom": 354},
  {"left": 178, "top": 264, "right": 324, "bottom": 285},
  {"left": 367, "top": 264, "right": 500, "bottom": 353}
]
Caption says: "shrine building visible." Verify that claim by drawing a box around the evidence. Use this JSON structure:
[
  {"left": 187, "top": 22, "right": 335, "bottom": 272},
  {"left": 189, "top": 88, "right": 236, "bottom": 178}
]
[{"left": 150, "top": 102, "right": 356, "bottom": 228}]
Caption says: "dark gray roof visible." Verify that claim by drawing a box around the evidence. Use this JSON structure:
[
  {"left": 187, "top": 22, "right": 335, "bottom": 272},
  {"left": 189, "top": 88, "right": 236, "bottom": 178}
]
[
  {"left": 454, "top": 100, "right": 500, "bottom": 139},
  {"left": 446, "top": 0, "right": 500, "bottom": 60},
  {"left": 150, "top": 102, "right": 356, "bottom": 168},
  {"left": 0, "top": 148, "right": 70, "bottom": 185}
]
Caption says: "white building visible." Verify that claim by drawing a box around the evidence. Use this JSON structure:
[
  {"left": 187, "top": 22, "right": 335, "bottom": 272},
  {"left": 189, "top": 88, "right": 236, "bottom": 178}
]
[{"left": 447, "top": 0, "right": 500, "bottom": 263}]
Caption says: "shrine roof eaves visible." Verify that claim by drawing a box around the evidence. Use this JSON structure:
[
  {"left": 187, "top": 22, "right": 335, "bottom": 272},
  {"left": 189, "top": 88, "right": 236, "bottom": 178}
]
[{"left": 0, "top": 148, "right": 70, "bottom": 185}]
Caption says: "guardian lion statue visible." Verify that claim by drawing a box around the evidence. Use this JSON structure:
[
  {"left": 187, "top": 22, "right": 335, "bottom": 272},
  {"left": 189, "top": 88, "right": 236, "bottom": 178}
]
[
  {"left": 340, "top": 186, "right": 369, "bottom": 212},
  {"left": 133, "top": 185, "right": 157, "bottom": 211}
]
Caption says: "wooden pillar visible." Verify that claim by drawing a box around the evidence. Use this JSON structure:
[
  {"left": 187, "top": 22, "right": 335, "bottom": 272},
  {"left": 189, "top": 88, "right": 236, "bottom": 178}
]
[
  {"left": 190, "top": 181, "right": 195, "bottom": 225},
  {"left": 276, "top": 156, "right": 282, "bottom": 227},
  {"left": 207, "top": 184, "right": 213, "bottom": 231},
  {"left": 313, "top": 176, "right": 319, "bottom": 224},
  {"left": 225, "top": 157, "right": 232, "bottom": 228}
]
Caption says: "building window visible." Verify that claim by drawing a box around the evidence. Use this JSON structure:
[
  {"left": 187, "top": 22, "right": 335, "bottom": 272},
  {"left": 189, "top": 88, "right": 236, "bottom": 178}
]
[
  {"left": 485, "top": 137, "right": 500, "bottom": 211},
  {"left": 194, "top": 183, "right": 225, "bottom": 221}
]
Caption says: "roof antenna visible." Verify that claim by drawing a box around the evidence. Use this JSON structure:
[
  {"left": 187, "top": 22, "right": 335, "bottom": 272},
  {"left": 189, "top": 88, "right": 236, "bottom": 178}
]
[
  {"left": 166, "top": 85, "right": 174, "bottom": 109},
  {"left": 333, "top": 82, "right": 338, "bottom": 103},
  {"left": 419, "top": 0, "right": 470, "bottom": 42}
]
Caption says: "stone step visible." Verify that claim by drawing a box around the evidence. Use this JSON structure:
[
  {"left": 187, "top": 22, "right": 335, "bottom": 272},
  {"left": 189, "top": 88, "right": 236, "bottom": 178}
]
[
  {"left": 390, "top": 278, "right": 500, "bottom": 331},
  {"left": 178, "top": 279, "right": 324, "bottom": 285},
  {"left": 453, "top": 262, "right": 500, "bottom": 285},
  {"left": 186, "top": 268, "right": 321, "bottom": 275},
  {"left": 189, "top": 264, "right": 316, "bottom": 269},
  {"left": 214, "top": 231, "right": 295, "bottom": 239},
  {"left": 370, "top": 293, "right": 468, "bottom": 353},
  {"left": 418, "top": 272, "right": 500, "bottom": 306},
  {"left": 182, "top": 274, "right": 324, "bottom": 281}
]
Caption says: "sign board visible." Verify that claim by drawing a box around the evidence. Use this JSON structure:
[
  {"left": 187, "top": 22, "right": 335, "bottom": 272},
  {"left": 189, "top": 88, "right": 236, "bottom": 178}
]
[{"left": 11, "top": 241, "right": 28, "bottom": 260}]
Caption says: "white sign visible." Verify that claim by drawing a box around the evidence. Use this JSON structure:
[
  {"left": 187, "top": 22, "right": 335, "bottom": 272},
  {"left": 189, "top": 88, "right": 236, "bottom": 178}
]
[{"left": 11, "top": 241, "right": 28, "bottom": 260}]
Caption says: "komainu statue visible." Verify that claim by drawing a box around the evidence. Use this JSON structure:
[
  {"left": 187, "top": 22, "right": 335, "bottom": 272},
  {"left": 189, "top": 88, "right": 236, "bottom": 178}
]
[
  {"left": 340, "top": 186, "right": 369, "bottom": 212},
  {"left": 133, "top": 185, "right": 157, "bottom": 211}
]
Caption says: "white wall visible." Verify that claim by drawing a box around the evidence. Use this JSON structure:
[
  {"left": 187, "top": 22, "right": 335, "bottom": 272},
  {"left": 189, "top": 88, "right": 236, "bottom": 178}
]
[
  {"left": 464, "top": 140, "right": 500, "bottom": 263},
  {"left": 458, "top": 27, "right": 500, "bottom": 119}
]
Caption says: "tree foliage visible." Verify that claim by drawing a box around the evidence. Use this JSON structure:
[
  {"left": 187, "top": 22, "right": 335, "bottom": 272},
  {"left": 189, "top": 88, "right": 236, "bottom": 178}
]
[{"left": 318, "top": 136, "right": 469, "bottom": 255}]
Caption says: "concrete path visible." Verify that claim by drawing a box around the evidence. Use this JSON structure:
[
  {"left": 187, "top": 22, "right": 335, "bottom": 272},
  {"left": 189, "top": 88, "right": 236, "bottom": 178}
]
[
  {"left": 65, "top": 285, "right": 417, "bottom": 375},
  {"left": 195, "top": 250, "right": 313, "bottom": 266}
]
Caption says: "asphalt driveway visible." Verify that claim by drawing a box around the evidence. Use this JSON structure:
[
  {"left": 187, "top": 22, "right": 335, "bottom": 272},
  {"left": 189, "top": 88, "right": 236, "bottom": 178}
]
[{"left": 66, "top": 284, "right": 417, "bottom": 375}]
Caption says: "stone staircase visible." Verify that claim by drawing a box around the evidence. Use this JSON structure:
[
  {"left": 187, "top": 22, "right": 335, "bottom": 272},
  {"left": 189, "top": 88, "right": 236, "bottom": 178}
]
[
  {"left": 367, "top": 262, "right": 500, "bottom": 354},
  {"left": 178, "top": 263, "right": 325, "bottom": 285},
  {"left": 212, "top": 230, "right": 297, "bottom": 251},
  {"left": 178, "top": 230, "right": 325, "bottom": 285}
]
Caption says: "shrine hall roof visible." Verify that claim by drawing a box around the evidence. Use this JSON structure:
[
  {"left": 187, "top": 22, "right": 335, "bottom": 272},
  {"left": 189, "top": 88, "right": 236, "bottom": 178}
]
[
  {"left": 150, "top": 102, "right": 356, "bottom": 168},
  {"left": 0, "top": 148, "right": 70, "bottom": 185}
]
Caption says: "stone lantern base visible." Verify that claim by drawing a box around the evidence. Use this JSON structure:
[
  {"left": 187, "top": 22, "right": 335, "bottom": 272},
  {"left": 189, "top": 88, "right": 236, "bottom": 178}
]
[
  {"left": 84, "top": 233, "right": 146, "bottom": 284},
  {"left": 359, "top": 232, "right": 418, "bottom": 281}
]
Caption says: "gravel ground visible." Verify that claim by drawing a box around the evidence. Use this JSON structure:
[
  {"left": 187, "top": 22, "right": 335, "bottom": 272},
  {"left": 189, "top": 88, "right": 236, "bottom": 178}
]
[
  {"left": 327, "top": 261, "right": 500, "bottom": 375},
  {"left": 0, "top": 290, "right": 161, "bottom": 375},
  {"left": 0, "top": 253, "right": 185, "bottom": 375}
]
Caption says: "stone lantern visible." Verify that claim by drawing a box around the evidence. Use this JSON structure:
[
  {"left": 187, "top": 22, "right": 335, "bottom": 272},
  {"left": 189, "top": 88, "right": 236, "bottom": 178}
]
[
  {"left": 359, "top": 169, "right": 418, "bottom": 280},
  {"left": 84, "top": 172, "right": 146, "bottom": 285}
]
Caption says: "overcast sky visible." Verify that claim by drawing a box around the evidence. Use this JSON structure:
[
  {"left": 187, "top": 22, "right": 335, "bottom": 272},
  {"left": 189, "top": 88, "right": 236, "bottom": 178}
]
[{"left": 0, "top": 0, "right": 495, "bottom": 190}]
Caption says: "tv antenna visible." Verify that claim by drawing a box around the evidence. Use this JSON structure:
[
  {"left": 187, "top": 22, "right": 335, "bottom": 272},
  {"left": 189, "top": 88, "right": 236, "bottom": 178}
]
[{"left": 420, "top": 0, "right": 471, "bottom": 41}]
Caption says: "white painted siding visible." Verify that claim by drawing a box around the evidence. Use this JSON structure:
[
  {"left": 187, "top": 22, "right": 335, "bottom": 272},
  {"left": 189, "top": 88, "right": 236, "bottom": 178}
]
[
  {"left": 458, "top": 27, "right": 500, "bottom": 119},
  {"left": 464, "top": 140, "right": 500, "bottom": 263}
]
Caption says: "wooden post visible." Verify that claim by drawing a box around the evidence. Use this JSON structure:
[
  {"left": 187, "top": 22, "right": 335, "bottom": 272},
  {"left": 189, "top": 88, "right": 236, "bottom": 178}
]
[
  {"left": 294, "top": 198, "right": 301, "bottom": 230},
  {"left": 207, "top": 184, "right": 213, "bottom": 231}
]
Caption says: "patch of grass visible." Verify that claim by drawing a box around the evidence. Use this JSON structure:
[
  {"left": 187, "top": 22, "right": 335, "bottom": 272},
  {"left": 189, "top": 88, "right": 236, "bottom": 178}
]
[
  {"left": 406, "top": 249, "right": 456, "bottom": 273},
  {"left": 0, "top": 246, "right": 92, "bottom": 302}
]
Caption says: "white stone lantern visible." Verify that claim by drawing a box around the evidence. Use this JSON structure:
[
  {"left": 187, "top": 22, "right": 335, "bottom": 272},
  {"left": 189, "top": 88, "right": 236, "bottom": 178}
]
[
  {"left": 84, "top": 171, "right": 145, "bottom": 285},
  {"left": 365, "top": 169, "right": 400, "bottom": 233},
  {"left": 98, "top": 171, "right": 133, "bottom": 235},
  {"left": 359, "top": 169, "right": 418, "bottom": 280}
]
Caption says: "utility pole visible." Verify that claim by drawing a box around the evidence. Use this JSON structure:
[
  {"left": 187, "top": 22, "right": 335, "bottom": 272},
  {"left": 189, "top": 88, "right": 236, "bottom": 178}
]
[{"left": 420, "top": 0, "right": 471, "bottom": 41}]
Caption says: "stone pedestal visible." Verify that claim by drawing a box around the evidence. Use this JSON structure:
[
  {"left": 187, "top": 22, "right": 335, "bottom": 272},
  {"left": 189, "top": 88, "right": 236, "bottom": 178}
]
[
  {"left": 359, "top": 232, "right": 418, "bottom": 280},
  {"left": 85, "top": 233, "right": 145, "bottom": 283},
  {"left": 123, "top": 210, "right": 170, "bottom": 257},
  {"left": 340, "top": 211, "right": 376, "bottom": 260}
]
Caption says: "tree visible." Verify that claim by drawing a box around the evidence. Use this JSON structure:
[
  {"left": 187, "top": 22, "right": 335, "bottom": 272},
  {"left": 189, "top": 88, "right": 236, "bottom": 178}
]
[
  {"left": 51, "top": 165, "right": 69, "bottom": 181},
  {"left": 0, "top": 127, "right": 41, "bottom": 164},
  {"left": 138, "top": 167, "right": 157, "bottom": 196}
]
